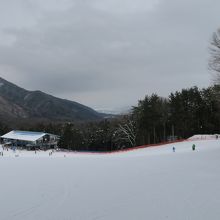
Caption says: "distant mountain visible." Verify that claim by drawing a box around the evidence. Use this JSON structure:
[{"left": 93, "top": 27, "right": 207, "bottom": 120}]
[
  {"left": 0, "top": 77, "right": 103, "bottom": 125},
  {"left": 97, "top": 106, "right": 132, "bottom": 115}
]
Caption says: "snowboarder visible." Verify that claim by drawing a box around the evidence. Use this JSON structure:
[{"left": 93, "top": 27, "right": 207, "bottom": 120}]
[
  {"left": 172, "top": 147, "right": 175, "bottom": 152},
  {"left": 192, "top": 144, "right": 195, "bottom": 151}
]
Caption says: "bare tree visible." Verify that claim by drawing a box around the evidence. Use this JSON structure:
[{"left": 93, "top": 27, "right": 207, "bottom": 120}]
[
  {"left": 113, "top": 118, "right": 136, "bottom": 149},
  {"left": 209, "top": 28, "right": 220, "bottom": 83}
]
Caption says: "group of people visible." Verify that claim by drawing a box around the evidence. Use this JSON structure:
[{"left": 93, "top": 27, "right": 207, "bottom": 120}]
[{"left": 172, "top": 144, "right": 196, "bottom": 152}]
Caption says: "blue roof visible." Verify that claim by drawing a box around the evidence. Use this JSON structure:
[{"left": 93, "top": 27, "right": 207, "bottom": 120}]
[{"left": 12, "top": 131, "right": 45, "bottom": 136}]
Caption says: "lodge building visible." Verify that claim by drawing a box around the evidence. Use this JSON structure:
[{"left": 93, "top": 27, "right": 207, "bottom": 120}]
[{"left": 1, "top": 130, "right": 59, "bottom": 150}]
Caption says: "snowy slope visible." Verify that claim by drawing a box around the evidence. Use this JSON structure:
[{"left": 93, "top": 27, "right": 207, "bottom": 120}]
[{"left": 0, "top": 140, "right": 220, "bottom": 220}]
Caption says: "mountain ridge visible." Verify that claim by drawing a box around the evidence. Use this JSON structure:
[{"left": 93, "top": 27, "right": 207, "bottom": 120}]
[{"left": 0, "top": 77, "right": 103, "bottom": 125}]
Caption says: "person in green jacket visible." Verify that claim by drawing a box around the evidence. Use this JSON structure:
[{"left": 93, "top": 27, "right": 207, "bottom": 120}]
[{"left": 192, "top": 144, "right": 195, "bottom": 151}]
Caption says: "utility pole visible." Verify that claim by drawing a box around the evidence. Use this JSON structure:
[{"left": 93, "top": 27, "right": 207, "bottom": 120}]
[
  {"left": 163, "top": 122, "right": 166, "bottom": 142},
  {"left": 172, "top": 125, "right": 175, "bottom": 141},
  {"left": 153, "top": 126, "right": 156, "bottom": 144}
]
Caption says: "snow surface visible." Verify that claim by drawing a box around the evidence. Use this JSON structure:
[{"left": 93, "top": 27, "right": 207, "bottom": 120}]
[
  {"left": 188, "top": 134, "right": 220, "bottom": 140},
  {"left": 0, "top": 140, "right": 220, "bottom": 220}
]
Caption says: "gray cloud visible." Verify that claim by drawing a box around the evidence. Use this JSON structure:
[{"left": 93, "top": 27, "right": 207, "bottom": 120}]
[{"left": 0, "top": 0, "right": 219, "bottom": 109}]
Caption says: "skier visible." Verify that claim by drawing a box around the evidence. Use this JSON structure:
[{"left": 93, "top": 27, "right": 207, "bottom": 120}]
[
  {"left": 172, "top": 147, "right": 175, "bottom": 152},
  {"left": 192, "top": 144, "right": 195, "bottom": 151}
]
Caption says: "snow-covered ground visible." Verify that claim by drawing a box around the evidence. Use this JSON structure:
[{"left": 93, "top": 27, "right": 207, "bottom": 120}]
[{"left": 0, "top": 139, "right": 220, "bottom": 220}]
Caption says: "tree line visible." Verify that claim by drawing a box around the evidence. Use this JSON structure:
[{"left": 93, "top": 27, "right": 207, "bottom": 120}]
[
  {"left": 133, "top": 86, "right": 220, "bottom": 146},
  {"left": 1, "top": 85, "right": 219, "bottom": 152}
]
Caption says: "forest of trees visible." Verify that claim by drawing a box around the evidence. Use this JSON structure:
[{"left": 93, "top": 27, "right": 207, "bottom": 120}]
[
  {"left": 134, "top": 86, "right": 220, "bottom": 146},
  {"left": 1, "top": 85, "right": 220, "bottom": 152}
]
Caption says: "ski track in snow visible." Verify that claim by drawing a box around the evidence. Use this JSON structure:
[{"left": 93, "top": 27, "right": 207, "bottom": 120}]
[
  {"left": 0, "top": 139, "right": 220, "bottom": 220},
  {"left": 4, "top": 170, "right": 72, "bottom": 220}
]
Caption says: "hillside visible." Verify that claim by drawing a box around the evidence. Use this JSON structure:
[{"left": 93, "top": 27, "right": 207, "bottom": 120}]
[
  {"left": 0, "top": 139, "right": 220, "bottom": 219},
  {"left": 0, "top": 77, "right": 103, "bottom": 124}
]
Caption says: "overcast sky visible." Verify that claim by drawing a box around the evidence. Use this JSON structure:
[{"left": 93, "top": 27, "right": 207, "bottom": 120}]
[{"left": 0, "top": 0, "right": 219, "bottom": 110}]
